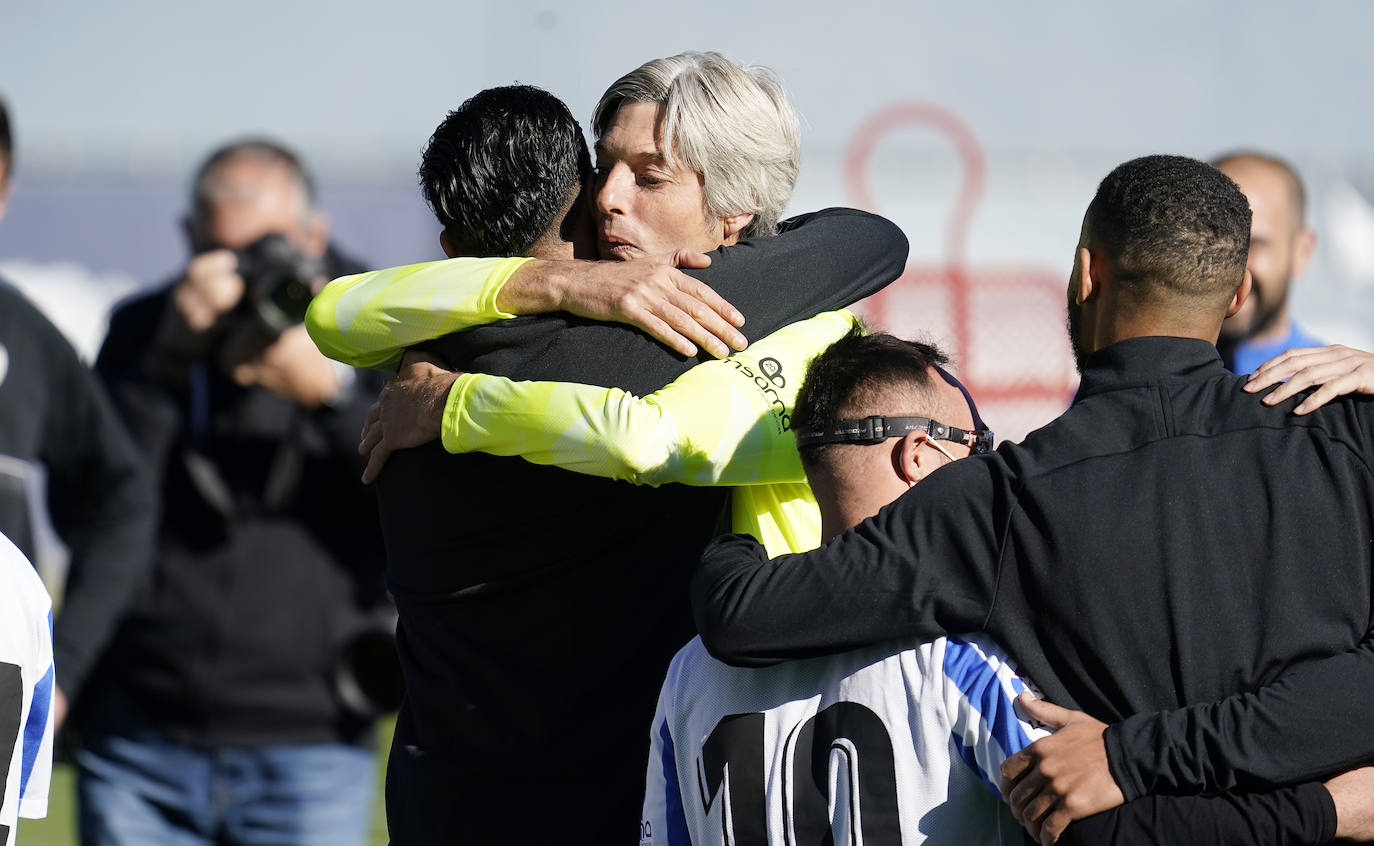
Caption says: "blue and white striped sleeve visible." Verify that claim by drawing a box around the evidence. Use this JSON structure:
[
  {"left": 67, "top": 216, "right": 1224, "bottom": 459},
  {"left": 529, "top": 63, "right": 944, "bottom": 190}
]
[
  {"left": 641, "top": 680, "right": 690, "bottom": 846},
  {"left": 940, "top": 634, "right": 1049, "bottom": 798}
]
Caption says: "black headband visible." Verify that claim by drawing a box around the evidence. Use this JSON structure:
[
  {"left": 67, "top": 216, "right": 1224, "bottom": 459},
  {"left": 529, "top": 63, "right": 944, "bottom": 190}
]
[{"left": 795, "top": 415, "right": 994, "bottom": 454}]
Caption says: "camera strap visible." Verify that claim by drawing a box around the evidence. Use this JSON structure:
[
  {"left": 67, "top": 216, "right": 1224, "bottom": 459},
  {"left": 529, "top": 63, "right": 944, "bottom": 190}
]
[{"left": 181, "top": 365, "right": 307, "bottom": 520}]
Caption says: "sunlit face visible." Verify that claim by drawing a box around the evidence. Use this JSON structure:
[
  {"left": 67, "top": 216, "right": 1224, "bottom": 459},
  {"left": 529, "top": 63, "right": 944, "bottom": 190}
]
[
  {"left": 1217, "top": 160, "right": 1303, "bottom": 342},
  {"left": 201, "top": 157, "right": 323, "bottom": 257},
  {"left": 590, "top": 100, "right": 723, "bottom": 260}
]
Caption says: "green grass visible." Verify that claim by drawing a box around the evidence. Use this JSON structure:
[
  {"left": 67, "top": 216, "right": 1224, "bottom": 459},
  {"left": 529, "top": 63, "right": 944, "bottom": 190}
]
[{"left": 21, "top": 718, "right": 394, "bottom": 846}]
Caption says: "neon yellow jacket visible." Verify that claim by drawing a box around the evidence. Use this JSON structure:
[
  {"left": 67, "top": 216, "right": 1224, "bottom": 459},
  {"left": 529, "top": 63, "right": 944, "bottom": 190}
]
[
  {"left": 305, "top": 256, "right": 531, "bottom": 370},
  {"left": 304, "top": 255, "right": 854, "bottom": 555},
  {"left": 443, "top": 310, "right": 857, "bottom": 555}
]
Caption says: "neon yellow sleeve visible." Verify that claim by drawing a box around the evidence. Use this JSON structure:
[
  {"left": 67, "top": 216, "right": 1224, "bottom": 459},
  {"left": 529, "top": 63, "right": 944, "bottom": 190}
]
[
  {"left": 304, "top": 256, "right": 532, "bottom": 370},
  {"left": 439, "top": 310, "right": 857, "bottom": 487},
  {"left": 733, "top": 483, "right": 823, "bottom": 558}
]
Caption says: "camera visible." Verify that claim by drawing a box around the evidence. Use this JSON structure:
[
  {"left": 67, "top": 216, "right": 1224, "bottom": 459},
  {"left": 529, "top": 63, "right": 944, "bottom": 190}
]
[
  {"left": 236, "top": 233, "right": 322, "bottom": 337},
  {"left": 216, "top": 233, "right": 324, "bottom": 368}
]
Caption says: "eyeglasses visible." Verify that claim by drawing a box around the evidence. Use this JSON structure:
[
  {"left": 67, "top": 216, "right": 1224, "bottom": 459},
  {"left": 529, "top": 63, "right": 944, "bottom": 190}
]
[{"left": 795, "top": 415, "right": 995, "bottom": 455}]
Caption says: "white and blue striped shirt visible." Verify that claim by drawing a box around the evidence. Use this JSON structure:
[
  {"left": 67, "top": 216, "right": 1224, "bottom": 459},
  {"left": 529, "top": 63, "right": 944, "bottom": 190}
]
[
  {"left": 0, "top": 532, "right": 54, "bottom": 846},
  {"left": 641, "top": 633, "right": 1044, "bottom": 846}
]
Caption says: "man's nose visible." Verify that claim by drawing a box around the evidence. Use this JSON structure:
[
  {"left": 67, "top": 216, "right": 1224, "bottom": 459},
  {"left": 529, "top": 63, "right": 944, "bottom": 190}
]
[{"left": 594, "top": 165, "right": 629, "bottom": 217}]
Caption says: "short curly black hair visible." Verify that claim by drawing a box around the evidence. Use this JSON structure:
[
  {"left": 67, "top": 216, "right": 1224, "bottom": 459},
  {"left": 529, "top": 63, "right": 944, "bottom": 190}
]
[
  {"left": 792, "top": 324, "right": 951, "bottom": 468},
  {"left": 420, "top": 85, "right": 591, "bottom": 258},
  {"left": 1085, "top": 155, "right": 1251, "bottom": 306}
]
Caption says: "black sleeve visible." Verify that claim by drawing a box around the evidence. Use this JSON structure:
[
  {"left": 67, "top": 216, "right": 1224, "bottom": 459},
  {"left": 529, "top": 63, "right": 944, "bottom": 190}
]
[
  {"left": 691, "top": 453, "right": 1005, "bottom": 666},
  {"left": 1056, "top": 783, "right": 1336, "bottom": 846},
  {"left": 27, "top": 300, "right": 158, "bottom": 700},
  {"left": 1104, "top": 628, "right": 1374, "bottom": 800},
  {"left": 685, "top": 208, "right": 908, "bottom": 337},
  {"left": 432, "top": 208, "right": 908, "bottom": 395}
]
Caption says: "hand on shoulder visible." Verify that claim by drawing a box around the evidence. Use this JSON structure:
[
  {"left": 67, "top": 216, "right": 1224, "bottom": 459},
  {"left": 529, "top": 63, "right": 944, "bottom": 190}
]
[{"left": 1245, "top": 344, "right": 1374, "bottom": 414}]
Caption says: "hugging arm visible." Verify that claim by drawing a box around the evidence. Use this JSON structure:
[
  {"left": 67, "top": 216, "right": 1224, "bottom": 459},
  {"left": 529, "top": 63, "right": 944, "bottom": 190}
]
[
  {"left": 1106, "top": 628, "right": 1374, "bottom": 799},
  {"left": 1053, "top": 787, "right": 1337, "bottom": 846},
  {"left": 999, "top": 635, "right": 1374, "bottom": 842},
  {"left": 438, "top": 312, "right": 856, "bottom": 486},
  {"left": 305, "top": 208, "right": 907, "bottom": 370},
  {"left": 691, "top": 455, "right": 1007, "bottom": 667}
]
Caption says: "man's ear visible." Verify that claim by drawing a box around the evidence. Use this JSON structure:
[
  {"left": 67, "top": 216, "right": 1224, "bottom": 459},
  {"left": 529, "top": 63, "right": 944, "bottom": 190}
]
[
  {"left": 896, "top": 430, "right": 935, "bottom": 484},
  {"left": 1077, "top": 246, "right": 1099, "bottom": 305},
  {"left": 721, "top": 211, "right": 754, "bottom": 245},
  {"left": 439, "top": 230, "right": 457, "bottom": 258},
  {"left": 1225, "top": 269, "right": 1253, "bottom": 319}
]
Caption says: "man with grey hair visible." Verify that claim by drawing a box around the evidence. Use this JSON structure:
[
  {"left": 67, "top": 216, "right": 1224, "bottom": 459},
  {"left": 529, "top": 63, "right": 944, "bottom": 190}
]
[
  {"left": 86, "top": 139, "right": 390, "bottom": 846},
  {"left": 307, "top": 57, "right": 905, "bottom": 845},
  {"left": 401, "top": 51, "right": 809, "bottom": 350},
  {"left": 588, "top": 51, "right": 800, "bottom": 253}
]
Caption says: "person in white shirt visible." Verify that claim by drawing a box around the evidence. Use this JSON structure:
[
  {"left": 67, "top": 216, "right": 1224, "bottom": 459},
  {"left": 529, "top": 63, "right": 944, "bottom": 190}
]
[{"left": 641, "top": 330, "right": 1038, "bottom": 845}]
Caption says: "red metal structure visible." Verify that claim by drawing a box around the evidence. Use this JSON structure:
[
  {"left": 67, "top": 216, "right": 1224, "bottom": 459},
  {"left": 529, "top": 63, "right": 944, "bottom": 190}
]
[{"left": 844, "top": 103, "right": 1077, "bottom": 440}]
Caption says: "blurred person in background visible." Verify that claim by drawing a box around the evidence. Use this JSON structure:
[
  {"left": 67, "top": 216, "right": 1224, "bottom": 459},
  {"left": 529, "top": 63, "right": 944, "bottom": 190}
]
[
  {"left": 1213, "top": 151, "right": 1321, "bottom": 373},
  {"left": 0, "top": 95, "right": 158, "bottom": 735},
  {"left": 84, "top": 139, "right": 391, "bottom": 846}
]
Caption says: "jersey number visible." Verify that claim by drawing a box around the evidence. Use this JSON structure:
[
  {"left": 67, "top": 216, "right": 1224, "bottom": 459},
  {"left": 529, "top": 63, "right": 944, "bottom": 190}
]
[{"left": 697, "top": 702, "right": 900, "bottom": 845}]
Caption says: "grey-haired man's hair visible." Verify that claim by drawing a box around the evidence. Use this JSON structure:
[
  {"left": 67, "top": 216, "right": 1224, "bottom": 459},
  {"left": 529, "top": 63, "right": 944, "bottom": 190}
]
[
  {"left": 593, "top": 51, "right": 801, "bottom": 238},
  {"left": 189, "top": 138, "right": 317, "bottom": 234}
]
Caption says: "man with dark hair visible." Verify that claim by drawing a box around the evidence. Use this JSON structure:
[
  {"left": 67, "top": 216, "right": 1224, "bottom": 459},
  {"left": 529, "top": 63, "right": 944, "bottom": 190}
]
[
  {"left": 86, "top": 138, "right": 389, "bottom": 846},
  {"left": 0, "top": 96, "right": 157, "bottom": 740},
  {"left": 306, "top": 72, "right": 907, "bottom": 843},
  {"left": 420, "top": 85, "right": 592, "bottom": 259},
  {"left": 789, "top": 330, "right": 978, "bottom": 533},
  {"left": 694, "top": 154, "right": 1374, "bottom": 843},
  {"left": 1212, "top": 151, "right": 1321, "bottom": 373},
  {"left": 637, "top": 329, "right": 1052, "bottom": 845},
  {"left": 430, "top": 303, "right": 1364, "bottom": 844}
]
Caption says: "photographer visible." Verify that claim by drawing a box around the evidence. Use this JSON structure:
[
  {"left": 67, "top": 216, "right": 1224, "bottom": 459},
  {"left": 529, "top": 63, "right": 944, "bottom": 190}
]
[{"left": 85, "top": 139, "right": 392, "bottom": 846}]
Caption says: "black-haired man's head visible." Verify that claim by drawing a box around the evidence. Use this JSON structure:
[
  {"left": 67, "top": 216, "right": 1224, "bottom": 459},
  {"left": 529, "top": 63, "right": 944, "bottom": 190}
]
[
  {"left": 1068, "top": 155, "right": 1253, "bottom": 371},
  {"left": 420, "top": 85, "right": 593, "bottom": 259},
  {"left": 793, "top": 326, "right": 981, "bottom": 540}
]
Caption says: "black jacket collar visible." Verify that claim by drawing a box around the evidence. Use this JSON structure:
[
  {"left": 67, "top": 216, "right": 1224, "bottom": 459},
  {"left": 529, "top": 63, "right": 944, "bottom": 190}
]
[{"left": 1074, "top": 337, "right": 1227, "bottom": 402}]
